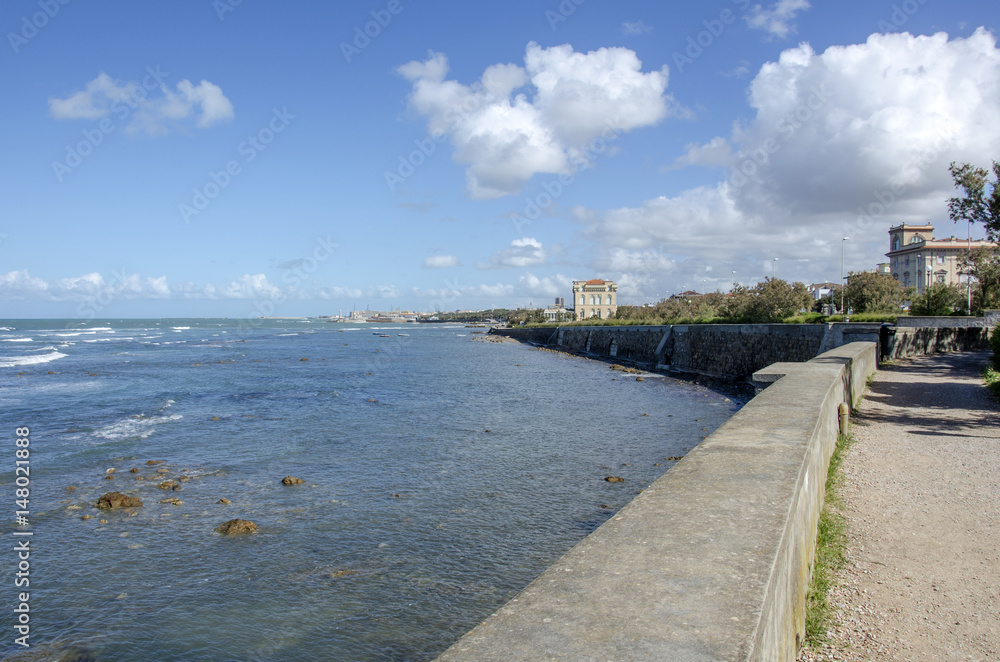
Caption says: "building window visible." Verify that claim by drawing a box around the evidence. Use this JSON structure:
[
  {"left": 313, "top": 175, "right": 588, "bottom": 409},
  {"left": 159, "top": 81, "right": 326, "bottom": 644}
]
[
  {"left": 580, "top": 295, "right": 585, "bottom": 304},
  {"left": 938, "top": 255, "right": 945, "bottom": 265},
  {"left": 905, "top": 256, "right": 909, "bottom": 266},
  {"left": 903, "top": 271, "right": 910, "bottom": 286},
  {"left": 893, "top": 237, "right": 900, "bottom": 251}
]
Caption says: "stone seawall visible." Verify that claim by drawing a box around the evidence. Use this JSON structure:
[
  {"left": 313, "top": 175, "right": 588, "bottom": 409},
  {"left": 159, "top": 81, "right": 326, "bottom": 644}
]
[
  {"left": 492, "top": 319, "right": 994, "bottom": 380},
  {"left": 437, "top": 342, "right": 879, "bottom": 661}
]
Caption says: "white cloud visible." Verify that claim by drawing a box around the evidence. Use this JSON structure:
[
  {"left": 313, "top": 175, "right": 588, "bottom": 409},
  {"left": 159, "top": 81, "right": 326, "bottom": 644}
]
[
  {"left": 518, "top": 272, "right": 572, "bottom": 298},
  {"left": 745, "top": 0, "right": 810, "bottom": 39},
  {"left": 0, "top": 270, "right": 173, "bottom": 302},
  {"left": 398, "top": 43, "right": 673, "bottom": 198},
  {"left": 49, "top": 73, "right": 234, "bottom": 136},
  {"left": 577, "top": 28, "right": 1000, "bottom": 295},
  {"left": 477, "top": 237, "right": 547, "bottom": 269},
  {"left": 220, "top": 274, "right": 280, "bottom": 299},
  {"left": 422, "top": 255, "right": 460, "bottom": 268}
]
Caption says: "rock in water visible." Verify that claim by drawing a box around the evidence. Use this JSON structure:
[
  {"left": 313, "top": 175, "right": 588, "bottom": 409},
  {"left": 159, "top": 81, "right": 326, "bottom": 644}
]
[
  {"left": 604, "top": 476, "right": 625, "bottom": 483},
  {"left": 96, "top": 492, "right": 143, "bottom": 509},
  {"left": 281, "top": 476, "right": 304, "bottom": 485},
  {"left": 215, "top": 519, "right": 257, "bottom": 535}
]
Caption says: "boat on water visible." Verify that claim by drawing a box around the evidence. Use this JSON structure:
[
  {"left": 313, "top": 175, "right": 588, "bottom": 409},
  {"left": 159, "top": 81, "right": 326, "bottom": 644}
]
[
  {"left": 397, "top": 333, "right": 409, "bottom": 336},
  {"left": 379, "top": 334, "right": 391, "bottom": 338}
]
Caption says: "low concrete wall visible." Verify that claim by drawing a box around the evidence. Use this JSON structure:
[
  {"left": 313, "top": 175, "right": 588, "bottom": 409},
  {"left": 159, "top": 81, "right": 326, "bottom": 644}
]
[
  {"left": 889, "top": 326, "right": 991, "bottom": 359},
  {"left": 437, "top": 342, "right": 878, "bottom": 662}
]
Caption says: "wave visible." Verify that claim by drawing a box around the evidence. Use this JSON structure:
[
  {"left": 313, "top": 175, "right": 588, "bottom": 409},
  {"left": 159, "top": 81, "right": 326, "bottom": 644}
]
[
  {"left": 171, "top": 326, "right": 191, "bottom": 331},
  {"left": 1, "top": 338, "right": 32, "bottom": 342},
  {"left": 93, "top": 413, "right": 183, "bottom": 442},
  {"left": 29, "top": 345, "right": 58, "bottom": 352},
  {"left": 0, "top": 351, "right": 67, "bottom": 368}
]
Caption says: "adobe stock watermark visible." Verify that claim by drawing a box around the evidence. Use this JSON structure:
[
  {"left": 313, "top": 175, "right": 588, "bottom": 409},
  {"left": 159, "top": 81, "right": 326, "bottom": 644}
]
[
  {"left": 545, "top": 0, "right": 585, "bottom": 31},
  {"left": 74, "top": 268, "right": 129, "bottom": 321},
  {"left": 51, "top": 66, "right": 170, "bottom": 183},
  {"left": 212, "top": 0, "right": 243, "bottom": 21},
  {"left": 728, "top": 84, "right": 832, "bottom": 189},
  {"left": 851, "top": 129, "right": 956, "bottom": 234},
  {"left": 235, "top": 236, "right": 339, "bottom": 338},
  {"left": 876, "top": 0, "right": 929, "bottom": 32},
  {"left": 509, "top": 119, "right": 625, "bottom": 235},
  {"left": 178, "top": 107, "right": 295, "bottom": 223},
  {"left": 340, "top": 0, "right": 408, "bottom": 64},
  {"left": 385, "top": 69, "right": 510, "bottom": 192},
  {"left": 7, "top": 0, "right": 71, "bottom": 54},
  {"left": 671, "top": 0, "right": 752, "bottom": 74}
]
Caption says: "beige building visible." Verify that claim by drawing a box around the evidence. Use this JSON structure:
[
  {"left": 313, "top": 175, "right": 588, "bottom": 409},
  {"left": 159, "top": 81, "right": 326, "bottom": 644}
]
[
  {"left": 886, "top": 224, "right": 995, "bottom": 293},
  {"left": 572, "top": 279, "right": 617, "bottom": 320}
]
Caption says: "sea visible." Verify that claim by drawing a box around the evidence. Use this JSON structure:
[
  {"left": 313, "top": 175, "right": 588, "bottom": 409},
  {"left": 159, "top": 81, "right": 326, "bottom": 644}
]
[{"left": 0, "top": 319, "right": 740, "bottom": 661}]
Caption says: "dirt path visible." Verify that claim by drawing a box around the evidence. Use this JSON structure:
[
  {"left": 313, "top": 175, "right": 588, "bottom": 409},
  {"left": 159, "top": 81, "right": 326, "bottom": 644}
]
[{"left": 801, "top": 351, "right": 1000, "bottom": 662}]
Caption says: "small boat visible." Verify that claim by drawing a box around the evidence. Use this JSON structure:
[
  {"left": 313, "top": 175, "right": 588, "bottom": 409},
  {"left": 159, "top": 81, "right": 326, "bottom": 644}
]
[
  {"left": 379, "top": 334, "right": 391, "bottom": 338},
  {"left": 397, "top": 333, "right": 409, "bottom": 336}
]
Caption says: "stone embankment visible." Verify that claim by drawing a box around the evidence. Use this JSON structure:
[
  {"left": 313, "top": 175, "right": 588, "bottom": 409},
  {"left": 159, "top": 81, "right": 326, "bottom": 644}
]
[{"left": 492, "top": 314, "right": 996, "bottom": 383}]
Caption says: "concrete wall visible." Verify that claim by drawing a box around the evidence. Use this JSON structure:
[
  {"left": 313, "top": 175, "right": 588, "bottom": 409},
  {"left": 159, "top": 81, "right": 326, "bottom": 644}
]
[
  {"left": 436, "top": 342, "right": 878, "bottom": 662},
  {"left": 889, "top": 326, "right": 991, "bottom": 359}
]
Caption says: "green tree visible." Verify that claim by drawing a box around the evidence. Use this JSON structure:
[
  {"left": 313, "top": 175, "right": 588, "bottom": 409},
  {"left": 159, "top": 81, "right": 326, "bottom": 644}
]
[
  {"left": 909, "top": 283, "right": 966, "bottom": 316},
  {"left": 948, "top": 161, "right": 1000, "bottom": 242},
  {"left": 842, "top": 271, "right": 905, "bottom": 314},
  {"left": 965, "top": 246, "right": 1000, "bottom": 312}
]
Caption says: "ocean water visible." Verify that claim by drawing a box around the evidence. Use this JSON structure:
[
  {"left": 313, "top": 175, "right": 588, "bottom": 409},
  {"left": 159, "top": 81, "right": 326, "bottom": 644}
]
[{"left": 0, "top": 319, "right": 740, "bottom": 661}]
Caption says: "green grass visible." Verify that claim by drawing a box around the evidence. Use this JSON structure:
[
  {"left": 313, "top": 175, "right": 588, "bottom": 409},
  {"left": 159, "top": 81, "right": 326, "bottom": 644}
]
[
  {"left": 803, "top": 431, "right": 855, "bottom": 646},
  {"left": 983, "top": 364, "right": 1000, "bottom": 401}
]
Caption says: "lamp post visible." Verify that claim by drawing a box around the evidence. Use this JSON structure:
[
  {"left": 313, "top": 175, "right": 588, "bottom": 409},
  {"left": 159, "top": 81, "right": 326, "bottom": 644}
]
[
  {"left": 772, "top": 258, "right": 778, "bottom": 279},
  {"left": 731, "top": 271, "right": 737, "bottom": 292},
  {"left": 967, "top": 219, "right": 973, "bottom": 313},
  {"left": 841, "top": 237, "right": 849, "bottom": 315}
]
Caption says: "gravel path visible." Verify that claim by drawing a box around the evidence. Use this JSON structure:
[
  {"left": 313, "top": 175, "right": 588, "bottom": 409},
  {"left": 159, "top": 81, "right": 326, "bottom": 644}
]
[{"left": 799, "top": 351, "right": 1000, "bottom": 662}]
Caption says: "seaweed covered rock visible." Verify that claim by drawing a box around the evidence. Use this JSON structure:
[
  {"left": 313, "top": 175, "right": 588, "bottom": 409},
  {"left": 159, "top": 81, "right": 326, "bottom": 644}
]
[
  {"left": 281, "top": 476, "right": 304, "bottom": 486},
  {"left": 215, "top": 519, "right": 257, "bottom": 535},
  {"left": 96, "top": 492, "right": 143, "bottom": 509}
]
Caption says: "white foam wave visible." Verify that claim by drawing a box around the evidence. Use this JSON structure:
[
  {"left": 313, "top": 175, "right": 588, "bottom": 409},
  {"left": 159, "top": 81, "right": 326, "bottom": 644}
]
[
  {"left": 93, "top": 413, "right": 183, "bottom": 441},
  {"left": 0, "top": 351, "right": 67, "bottom": 368},
  {"left": 29, "top": 345, "right": 58, "bottom": 352},
  {"left": 277, "top": 333, "right": 298, "bottom": 337},
  {"left": 1, "top": 338, "right": 32, "bottom": 342},
  {"left": 171, "top": 326, "right": 191, "bottom": 330}
]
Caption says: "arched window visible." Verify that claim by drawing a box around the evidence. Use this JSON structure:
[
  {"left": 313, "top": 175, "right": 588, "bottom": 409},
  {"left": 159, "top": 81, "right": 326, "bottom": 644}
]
[
  {"left": 606, "top": 294, "right": 612, "bottom": 304},
  {"left": 580, "top": 295, "right": 585, "bottom": 304},
  {"left": 893, "top": 237, "right": 900, "bottom": 251}
]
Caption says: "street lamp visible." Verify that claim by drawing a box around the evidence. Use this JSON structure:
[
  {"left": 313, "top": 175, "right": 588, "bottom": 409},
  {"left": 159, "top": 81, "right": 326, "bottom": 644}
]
[
  {"left": 731, "top": 270, "right": 737, "bottom": 292},
  {"left": 772, "top": 258, "right": 778, "bottom": 279},
  {"left": 841, "top": 237, "right": 849, "bottom": 315},
  {"left": 967, "top": 219, "right": 973, "bottom": 313}
]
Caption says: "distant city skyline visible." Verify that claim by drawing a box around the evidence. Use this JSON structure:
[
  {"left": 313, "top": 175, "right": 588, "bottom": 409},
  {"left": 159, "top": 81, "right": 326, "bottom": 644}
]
[{"left": 2, "top": 1, "right": 999, "bottom": 318}]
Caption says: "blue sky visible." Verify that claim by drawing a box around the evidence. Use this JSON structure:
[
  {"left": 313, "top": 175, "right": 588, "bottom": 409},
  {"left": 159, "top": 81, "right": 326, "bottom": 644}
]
[{"left": 2, "top": 0, "right": 998, "bottom": 318}]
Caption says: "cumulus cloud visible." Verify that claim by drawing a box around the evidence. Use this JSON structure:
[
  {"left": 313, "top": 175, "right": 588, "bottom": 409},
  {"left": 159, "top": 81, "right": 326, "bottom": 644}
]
[
  {"left": 477, "top": 237, "right": 547, "bottom": 269},
  {"left": 745, "top": 0, "right": 810, "bottom": 39},
  {"left": 49, "top": 72, "right": 233, "bottom": 136},
  {"left": 422, "top": 255, "right": 460, "bottom": 269},
  {"left": 0, "top": 270, "right": 172, "bottom": 302},
  {"left": 577, "top": 28, "right": 1000, "bottom": 293},
  {"left": 398, "top": 43, "right": 673, "bottom": 198}
]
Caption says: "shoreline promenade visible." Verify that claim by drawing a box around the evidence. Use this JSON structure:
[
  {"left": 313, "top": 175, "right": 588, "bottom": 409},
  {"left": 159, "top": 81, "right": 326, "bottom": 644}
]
[{"left": 800, "top": 350, "right": 1000, "bottom": 661}]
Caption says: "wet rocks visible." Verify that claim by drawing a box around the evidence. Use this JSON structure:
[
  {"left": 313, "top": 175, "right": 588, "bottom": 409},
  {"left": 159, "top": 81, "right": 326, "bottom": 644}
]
[
  {"left": 96, "top": 492, "right": 143, "bottom": 509},
  {"left": 215, "top": 519, "right": 257, "bottom": 535},
  {"left": 217, "top": 498, "right": 231, "bottom": 504},
  {"left": 158, "top": 481, "right": 179, "bottom": 490},
  {"left": 281, "top": 476, "right": 304, "bottom": 486},
  {"left": 145, "top": 460, "right": 165, "bottom": 466},
  {"left": 604, "top": 476, "right": 625, "bottom": 483},
  {"left": 159, "top": 498, "right": 183, "bottom": 505}
]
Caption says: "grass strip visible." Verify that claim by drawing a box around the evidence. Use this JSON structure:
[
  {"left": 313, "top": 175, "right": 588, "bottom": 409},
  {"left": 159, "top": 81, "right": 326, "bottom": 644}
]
[{"left": 803, "top": 431, "right": 855, "bottom": 646}]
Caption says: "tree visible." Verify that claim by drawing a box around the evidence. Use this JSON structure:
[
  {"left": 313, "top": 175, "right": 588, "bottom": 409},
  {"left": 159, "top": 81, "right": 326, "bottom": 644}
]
[
  {"left": 948, "top": 161, "right": 1000, "bottom": 314},
  {"left": 964, "top": 245, "right": 1000, "bottom": 313},
  {"left": 842, "top": 271, "right": 905, "bottom": 314},
  {"left": 948, "top": 161, "right": 1000, "bottom": 242},
  {"left": 909, "top": 283, "right": 966, "bottom": 316}
]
